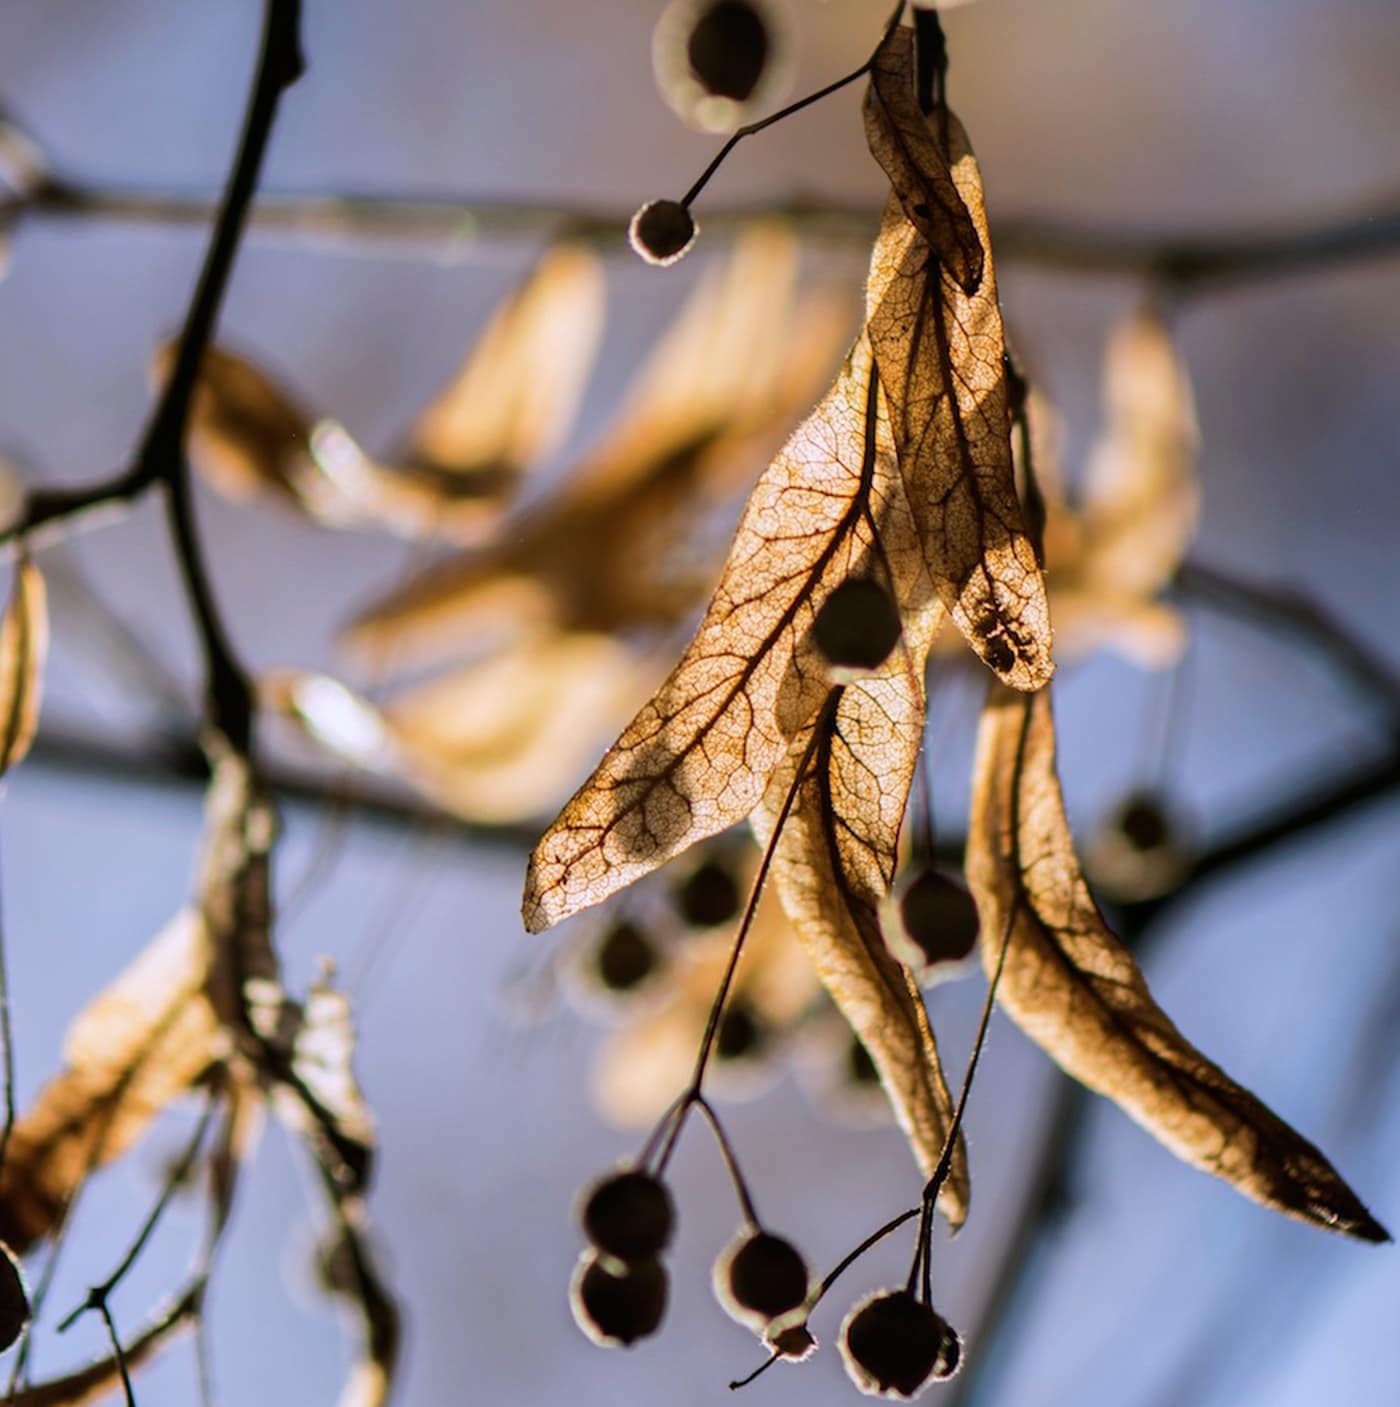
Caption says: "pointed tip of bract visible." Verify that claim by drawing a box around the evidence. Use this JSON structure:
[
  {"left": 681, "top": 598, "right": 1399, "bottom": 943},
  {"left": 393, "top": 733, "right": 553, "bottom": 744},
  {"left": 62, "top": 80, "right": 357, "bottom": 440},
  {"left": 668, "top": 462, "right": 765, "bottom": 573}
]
[{"left": 1344, "top": 1208, "right": 1392, "bottom": 1246}]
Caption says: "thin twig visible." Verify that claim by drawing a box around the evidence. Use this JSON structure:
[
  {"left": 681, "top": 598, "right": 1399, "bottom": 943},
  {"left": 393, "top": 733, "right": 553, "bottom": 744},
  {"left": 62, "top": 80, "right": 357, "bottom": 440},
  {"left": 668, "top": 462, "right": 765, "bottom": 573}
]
[
  {"left": 654, "top": 695, "right": 836, "bottom": 1172},
  {"left": 680, "top": 1, "right": 906, "bottom": 209},
  {"left": 95, "top": 1301, "right": 138, "bottom": 1407},
  {"left": 8, "top": 174, "right": 1397, "bottom": 281},
  {"left": 56, "top": 1099, "right": 215, "bottom": 1335}
]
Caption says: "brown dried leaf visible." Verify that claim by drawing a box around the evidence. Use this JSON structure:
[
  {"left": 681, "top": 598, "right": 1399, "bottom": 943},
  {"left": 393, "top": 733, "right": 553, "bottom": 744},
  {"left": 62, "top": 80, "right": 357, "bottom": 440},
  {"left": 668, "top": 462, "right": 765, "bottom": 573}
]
[
  {"left": 161, "top": 341, "right": 313, "bottom": 504},
  {"left": 0, "top": 551, "right": 48, "bottom": 777},
  {"left": 405, "top": 242, "right": 604, "bottom": 482},
  {"left": 346, "top": 225, "right": 851, "bottom": 667},
  {"left": 266, "top": 633, "right": 654, "bottom": 823},
  {"left": 863, "top": 24, "right": 983, "bottom": 294},
  {"left": 522, "top": 334, "right": 905, "bottom": 931},
  {"left": 966, "top": 684, "right": 1389, "bottom": 1242},
  {"left": 755, "top": 666, "right": 968, "bottom": 1221},
  {"left": 0, "top": 911, "right": 220, "bottom": 1252},
  {"left": 1079, "top": 307, "right": 1200, "bottom": 601},
  {"left": 864, "top": 28, "right": 1053, "bottom": 690},
  {"left": 744, "top": 363, "right": 966, "bottom": 1210}
]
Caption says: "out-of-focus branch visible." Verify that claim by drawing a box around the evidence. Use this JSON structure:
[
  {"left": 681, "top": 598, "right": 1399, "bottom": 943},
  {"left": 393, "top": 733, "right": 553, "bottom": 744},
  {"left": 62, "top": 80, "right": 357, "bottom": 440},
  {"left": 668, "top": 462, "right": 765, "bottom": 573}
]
[
  {"left": 6, "top": 170, "right": 1400, "bottom": 284},
  {"left": 1175, "top": 561, "right": 1400, "bottom": 720}
]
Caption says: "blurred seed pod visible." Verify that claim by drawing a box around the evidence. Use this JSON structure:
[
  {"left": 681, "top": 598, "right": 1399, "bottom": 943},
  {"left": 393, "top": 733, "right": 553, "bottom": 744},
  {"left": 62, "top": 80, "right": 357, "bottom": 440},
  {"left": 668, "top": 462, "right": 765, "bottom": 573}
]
[
  {"left": 1085, "top": 788, "right": 1192, "bottom": 902},
  {"left": 671, "top": 850, "right": 743, "bottom": 929},
  {"left": 566, "top": 918, "right": 670, "bottom": 1018},
  {"left": 569, "top": 1251, "right": 669, "bottom": 1348},
  {"left": 878, "top": 865, "right": 979, "bottom": 984},
  {"left": 592, "top": 882, "right": 814, "bottom": 1126},
  {"left": 713, "top": 998, "right": 769, "bottom": 1065},
  {"left": 652, "top": 0, "right": 793, "bottom": 133},
  {"left": 792, "top": 1008, "right": 895, "bottom": 1130}
]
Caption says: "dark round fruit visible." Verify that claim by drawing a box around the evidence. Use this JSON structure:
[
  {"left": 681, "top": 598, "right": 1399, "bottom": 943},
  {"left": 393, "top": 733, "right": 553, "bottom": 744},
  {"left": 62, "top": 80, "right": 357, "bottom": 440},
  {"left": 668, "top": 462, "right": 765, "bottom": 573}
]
[
  {"left": 687, "top": 0, "right": 770, "bottom": 102},
  {"left": 715, "top": 1001, "right": 765, "bottom": 1062},
  {"left": 676, "top": 858, "right": 741, "bottom": 927},
  {"left": 570, "top": 1251, "right": 668, "bottom": 1348},
  {"left": 716, "top": 1230, "right": 810, "bottom": 1327},
  {"left": 628, "top": 199, "right": 697, "bottom": 266},
  {"left": 593, "top": 921, "right": 658, "bottom": 992},
  {"left": 0, "top": 1242, "right": 29, "bottom": 1352},
  {"left": 897, "top": 869, "right": 980, "bottom": 969},
  {"left": 1117, "top": 792, "right": 1172, "bottom": 852},
  {"left": 581, "top": 1169, "right": 675, "bottom": 1262},
  {"left": 841, "top": 1290, "right": 961, "bottom": 1399},
  {"left": 813, "top": 579, "right": 902, "bottom": 671}
]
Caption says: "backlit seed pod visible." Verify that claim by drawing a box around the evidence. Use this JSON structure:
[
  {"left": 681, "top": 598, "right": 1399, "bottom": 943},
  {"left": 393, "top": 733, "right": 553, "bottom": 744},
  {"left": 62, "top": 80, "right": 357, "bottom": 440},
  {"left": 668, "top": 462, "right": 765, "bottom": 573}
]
[
  {"left": 580, "top": 1167, "right": 676, "bottom": 1263},
  {"left": 674, "top": 857, "right": 742, "bottom": 928},
  {"left": 570, "top": 1251, "right": 668, "bottom": 1348},
  {"left": 714, "top": 1229, "right": 811, "bottom": 1332},
  {"left": 653, "top": 0, "right": 792, "bottom": 133},
  {"left": 1085, "top": 788, "right": 1190, "bottom": 902},
  {"left": 590, "top": 920, "right": 662, "bottom": 995},
  {"left": 0, "top": 1242, "right": 29, "bottom": 1352},
  {"left": 686, "top": 0, "right": 769, "bottom": 102},
  {"left": 715, "top": 1000, "right": 767, "bottom": 1063},
  {"left": 840, "top": 1290, "right": 961, "bottom": 1399},
  {"left": 813, "top": 578, "right": 903, "bottom": 672},
  {"left": 879, "top": 867, "right": 980, "bottom": 981},
  {"left": 628, "top": 199, "right": 697, "bottom": 266}
]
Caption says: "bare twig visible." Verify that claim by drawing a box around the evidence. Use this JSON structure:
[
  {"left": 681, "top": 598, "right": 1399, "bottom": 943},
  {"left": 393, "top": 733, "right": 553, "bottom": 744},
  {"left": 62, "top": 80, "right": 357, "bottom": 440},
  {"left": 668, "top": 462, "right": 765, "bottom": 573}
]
[
  {"left": 8, "top": 173, "right": 1397, "bottom": 281},
  {"left": 1176, "top": 561, "right": 1400, "bottom": 721},
  {"left": 56, "top": 1099, "right": 214, "bottom": 1335}
]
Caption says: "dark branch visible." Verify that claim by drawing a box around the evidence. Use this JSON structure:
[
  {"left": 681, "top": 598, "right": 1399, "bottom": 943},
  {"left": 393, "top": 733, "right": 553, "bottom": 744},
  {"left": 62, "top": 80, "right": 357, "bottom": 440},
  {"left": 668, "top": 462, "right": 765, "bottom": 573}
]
[{"left": 10, "top": 176, "right": 1398, "bottom": 285}]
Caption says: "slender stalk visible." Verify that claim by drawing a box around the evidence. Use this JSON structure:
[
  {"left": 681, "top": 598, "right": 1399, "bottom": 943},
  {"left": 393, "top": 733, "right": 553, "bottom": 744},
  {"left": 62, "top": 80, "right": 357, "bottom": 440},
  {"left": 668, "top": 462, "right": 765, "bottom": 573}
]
[
  {"left": 56, "top": 1100, "right": 215, "bottom": 1335},
  {"left": 654, "top": 696, "right": 836, "bottom": 1172},
  {"left": 693, "top": 1095, "right": 760, "bottom": 1227},
  {"left": 680, "top": 1, "right": 906, "bottom": 210},
  {"left": 96, "top": 1301, "right": 138, "bottom": 1407}
]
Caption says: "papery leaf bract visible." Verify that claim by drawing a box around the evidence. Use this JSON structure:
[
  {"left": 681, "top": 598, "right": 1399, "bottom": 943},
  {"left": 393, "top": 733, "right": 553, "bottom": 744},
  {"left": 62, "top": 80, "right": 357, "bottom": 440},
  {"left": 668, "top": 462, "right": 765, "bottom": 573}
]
[
  {"left": 965, "top": 685, "right": 1389, "bottom": 1243},
  {"left": 864, "top": 26, "right": 1053, "bottom": 690},
  {"left": 0, "top": 552, "right": 49, "bottom": 778},
  {"left": 0, "top": 911, "right": 220, "bottom": 1252}
]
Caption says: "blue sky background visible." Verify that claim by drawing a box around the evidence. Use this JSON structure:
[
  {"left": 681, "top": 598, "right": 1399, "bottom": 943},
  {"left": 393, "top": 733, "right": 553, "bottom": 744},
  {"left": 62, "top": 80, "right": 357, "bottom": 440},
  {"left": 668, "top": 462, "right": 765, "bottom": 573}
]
[{"left": 0, "top": 1, "right": 1396, "bottom": 1403}]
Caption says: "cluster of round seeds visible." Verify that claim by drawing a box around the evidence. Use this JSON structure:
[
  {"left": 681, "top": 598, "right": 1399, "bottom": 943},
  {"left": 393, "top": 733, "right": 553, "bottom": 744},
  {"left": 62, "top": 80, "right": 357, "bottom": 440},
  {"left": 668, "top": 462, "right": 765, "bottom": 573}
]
[{"left": 570, "top": 1168, "right": 676, "bottom": 1348}]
